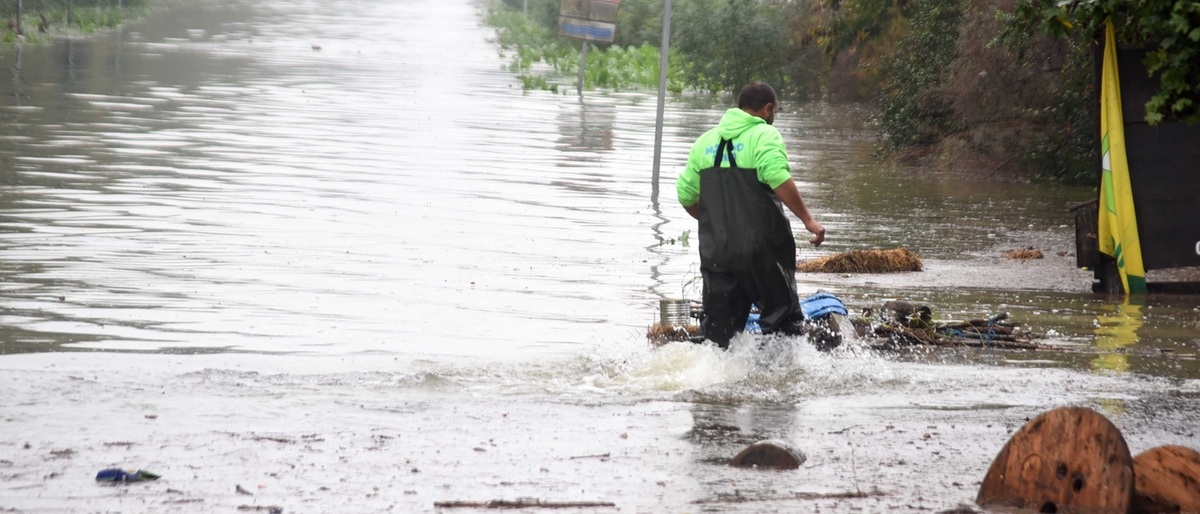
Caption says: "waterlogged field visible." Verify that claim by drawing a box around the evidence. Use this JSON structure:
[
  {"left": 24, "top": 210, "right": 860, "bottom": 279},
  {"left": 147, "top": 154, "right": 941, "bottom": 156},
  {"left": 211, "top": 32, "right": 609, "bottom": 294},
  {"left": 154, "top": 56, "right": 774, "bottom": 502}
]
[{"left": 0, "top": 0, "right": 1198, "bottom": 512}]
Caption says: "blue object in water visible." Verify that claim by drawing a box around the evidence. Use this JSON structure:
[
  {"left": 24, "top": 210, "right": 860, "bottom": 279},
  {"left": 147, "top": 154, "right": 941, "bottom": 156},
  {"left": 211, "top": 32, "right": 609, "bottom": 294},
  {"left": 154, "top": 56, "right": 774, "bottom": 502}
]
[
  {"left": 744, "top": 311, "right": 762, "bottom": 333},
  {"left": 743, "top": 294, "right": 846, "bottom": 332},
  {"left": 96, "top": 468, "right": 160, "bottom": 482},
  {"left": 799, "top": 293, "right": 848, "bottom": 321}
]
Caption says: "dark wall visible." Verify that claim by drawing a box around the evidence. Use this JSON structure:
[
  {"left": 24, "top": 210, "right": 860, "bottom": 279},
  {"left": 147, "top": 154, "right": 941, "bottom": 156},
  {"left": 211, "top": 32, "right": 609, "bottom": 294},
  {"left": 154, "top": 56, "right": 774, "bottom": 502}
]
[{"left": 1094, "top": 42, "right": 1200, "bottom": 271}]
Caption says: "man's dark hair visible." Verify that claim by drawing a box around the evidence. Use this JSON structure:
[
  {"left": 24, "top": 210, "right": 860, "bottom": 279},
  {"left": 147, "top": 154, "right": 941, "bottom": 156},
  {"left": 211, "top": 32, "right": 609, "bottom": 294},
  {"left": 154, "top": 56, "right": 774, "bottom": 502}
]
[{"left": 737, "top": 82, "right": 777, "bottom": 111}]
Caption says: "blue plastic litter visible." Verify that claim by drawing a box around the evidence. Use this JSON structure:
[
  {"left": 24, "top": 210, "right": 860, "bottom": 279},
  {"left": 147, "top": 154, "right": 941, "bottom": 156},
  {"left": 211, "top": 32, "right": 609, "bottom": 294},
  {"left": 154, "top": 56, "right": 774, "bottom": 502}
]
[
  {"left": 744, "top": 311, "right": 762, "bottom": 333},
  {"left": 799, "top": 293, "right": 848, "bottom": 321},
  {"left": 96, "top": 468, "right": 160, "bottom": 482}
]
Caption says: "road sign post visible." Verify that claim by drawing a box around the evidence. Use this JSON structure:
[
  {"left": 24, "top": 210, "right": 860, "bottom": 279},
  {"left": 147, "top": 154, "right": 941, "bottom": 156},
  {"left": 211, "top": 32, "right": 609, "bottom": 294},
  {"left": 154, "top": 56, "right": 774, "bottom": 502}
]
[
  {"left": 651, "top": 0, "right": 672, "bottom": 189},
  {"left": 557, "top": 0, "right": 620, "bottom": 97},
  {"left": 578, "top": 41, "right": 589, "bottom": 95}
]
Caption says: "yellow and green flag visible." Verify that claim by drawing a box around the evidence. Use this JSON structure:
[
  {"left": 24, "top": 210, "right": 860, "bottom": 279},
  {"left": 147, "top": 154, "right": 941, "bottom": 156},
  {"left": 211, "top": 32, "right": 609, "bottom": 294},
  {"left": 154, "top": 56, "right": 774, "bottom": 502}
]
[{"left": 1097, "top": 20, "right": 1147, "bottom": 294}]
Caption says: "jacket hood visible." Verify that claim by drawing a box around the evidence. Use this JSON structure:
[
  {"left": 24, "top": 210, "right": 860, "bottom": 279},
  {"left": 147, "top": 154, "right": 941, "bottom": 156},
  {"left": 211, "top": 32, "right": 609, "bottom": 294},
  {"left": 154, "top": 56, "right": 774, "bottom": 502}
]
[{"left": 716, "top": 108, "right": 765, "bottom": 140}]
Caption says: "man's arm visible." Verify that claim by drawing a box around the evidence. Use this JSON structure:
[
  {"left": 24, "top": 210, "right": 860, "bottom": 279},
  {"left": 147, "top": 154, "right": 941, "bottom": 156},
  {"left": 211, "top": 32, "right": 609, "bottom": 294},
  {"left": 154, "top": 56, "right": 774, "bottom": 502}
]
[
  {"left": 773, "top": 179, "right": 825, "bottom": 246},
  {"left": 683, "top": 202, "right": 699, "bottom": 220},
  {"left": 677, "top": 147, "right": 702, "bottom": 220}
]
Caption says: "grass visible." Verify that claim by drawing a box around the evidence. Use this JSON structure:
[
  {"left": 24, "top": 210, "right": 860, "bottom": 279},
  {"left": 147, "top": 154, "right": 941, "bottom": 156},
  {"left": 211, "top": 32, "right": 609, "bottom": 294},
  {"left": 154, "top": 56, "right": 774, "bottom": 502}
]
[{"left": 2, "top": 3, "right": 156, "bottom": 45}]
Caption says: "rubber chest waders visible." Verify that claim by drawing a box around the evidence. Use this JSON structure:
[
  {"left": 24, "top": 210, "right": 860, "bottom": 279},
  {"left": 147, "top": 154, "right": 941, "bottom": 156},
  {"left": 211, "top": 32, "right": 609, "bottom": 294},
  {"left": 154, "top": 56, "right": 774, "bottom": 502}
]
[{"left": 697, "top": 139, "right": 800, "bottom": 347}]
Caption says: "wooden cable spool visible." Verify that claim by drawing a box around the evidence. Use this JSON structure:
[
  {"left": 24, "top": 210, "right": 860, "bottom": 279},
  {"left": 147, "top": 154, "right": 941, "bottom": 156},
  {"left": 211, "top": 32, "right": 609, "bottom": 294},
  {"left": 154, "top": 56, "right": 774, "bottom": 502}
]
[
  {"left": 1133, "top": 445, "right": 1200, "bottom": 513},
  {"left": 977, "top": 407, "right": 1135, "bottom": 514}
]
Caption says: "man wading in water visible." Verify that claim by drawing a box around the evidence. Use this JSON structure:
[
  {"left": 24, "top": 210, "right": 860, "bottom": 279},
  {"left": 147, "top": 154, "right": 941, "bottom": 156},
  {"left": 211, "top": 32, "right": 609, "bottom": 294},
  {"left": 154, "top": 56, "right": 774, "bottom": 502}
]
[{"left": 676, "top": 82, "right": 826, "bottom": 348}]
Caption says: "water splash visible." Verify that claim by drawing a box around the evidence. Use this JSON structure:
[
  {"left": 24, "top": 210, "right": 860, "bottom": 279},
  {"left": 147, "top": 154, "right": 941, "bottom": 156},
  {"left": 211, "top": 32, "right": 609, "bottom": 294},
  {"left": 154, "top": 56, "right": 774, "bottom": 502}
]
[{"left": 564, "top": 334, "right": 902, "bottom": 403}]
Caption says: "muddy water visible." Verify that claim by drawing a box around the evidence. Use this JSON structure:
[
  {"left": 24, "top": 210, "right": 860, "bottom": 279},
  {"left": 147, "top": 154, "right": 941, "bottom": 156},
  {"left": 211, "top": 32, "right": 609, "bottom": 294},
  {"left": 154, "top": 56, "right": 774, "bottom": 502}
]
[{"left": 1, "top": 0, "right": 1199, "bottom": 512}]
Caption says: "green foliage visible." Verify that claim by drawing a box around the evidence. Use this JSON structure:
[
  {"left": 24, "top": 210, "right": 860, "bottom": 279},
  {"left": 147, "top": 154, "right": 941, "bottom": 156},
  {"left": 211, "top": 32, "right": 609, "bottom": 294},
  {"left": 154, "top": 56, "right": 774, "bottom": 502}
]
[
  {"left": 70, "top": 6, "right": 135, "bottom": 33},
  {"left": 810, "top": 0, "right": 913, "bottom": 59},
  {"left": 613, "top": 0, "right": 665, "bottom": 48},
  {"left": 1, "top": 0, "right": 147, "bottom": 10},
  {"left": 484, "top": 0, "right": 686, "bottom": 92},
  {"left": 672, "top": 0, "right": 812, "bottom": 94},
  {"left": 991, "top": 19, "right": 1098, "bottom": 184},
  {"left": 1009, "top": 0, "right": 1200, "bottom": 124},
  {"left": 485, "top": 0, "right": 823, "bottom": 95},
  {"left": 877, "top": 0, "right": 963, "bottom": 151},
  {"left": 2, "top": 1, "right": 150, "bottom": 44}
]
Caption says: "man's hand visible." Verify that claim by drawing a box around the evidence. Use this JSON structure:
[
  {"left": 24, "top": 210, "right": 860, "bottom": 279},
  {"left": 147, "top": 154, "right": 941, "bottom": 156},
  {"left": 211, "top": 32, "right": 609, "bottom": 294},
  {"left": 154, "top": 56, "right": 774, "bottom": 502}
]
[
  {"left": 804, "top": 218, "right": 825, "bottom": 246},
  {"left": 773, "top": 179, "right": 825, "bottom": 246}
]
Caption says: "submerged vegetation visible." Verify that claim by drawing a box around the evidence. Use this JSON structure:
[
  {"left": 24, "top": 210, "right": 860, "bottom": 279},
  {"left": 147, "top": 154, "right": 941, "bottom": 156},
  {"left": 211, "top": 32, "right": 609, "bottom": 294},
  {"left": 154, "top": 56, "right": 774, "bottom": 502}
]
[
  {"left": 487, "top": 5, "right": 687, "bottom": 92},
  {"left": 484, "top": 0, "right": 1200, "bottom": 183},
  {"left": 1, "top": 0, "right": 154, "bottom": 43}
]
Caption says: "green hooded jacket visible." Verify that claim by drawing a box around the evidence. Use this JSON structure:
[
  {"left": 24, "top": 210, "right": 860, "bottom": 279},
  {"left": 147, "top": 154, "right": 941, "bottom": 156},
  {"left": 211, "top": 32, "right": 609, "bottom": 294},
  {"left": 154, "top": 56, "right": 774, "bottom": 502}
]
[{"left": 676, "top": 108, "right": 792, "bottom": 206}]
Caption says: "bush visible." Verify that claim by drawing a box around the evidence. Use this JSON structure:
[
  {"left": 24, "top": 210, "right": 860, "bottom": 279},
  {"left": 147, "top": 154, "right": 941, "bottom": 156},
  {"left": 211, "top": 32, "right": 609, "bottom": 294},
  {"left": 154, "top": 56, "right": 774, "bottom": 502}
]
[
  {"left": 486, "top": 0, "right": 826, "bottom": 96},
  {"left": 1007, "top": 0, "right": 1200, "bottom": 125},
  {"left": 876, "top": 0, "right": 964, "bottom": 150},
  {"left": 485, "top": 0, "right": 687, "bottom": 92},
  {"left": 673, "top": 0, "right": 821, "bottom": 95}
]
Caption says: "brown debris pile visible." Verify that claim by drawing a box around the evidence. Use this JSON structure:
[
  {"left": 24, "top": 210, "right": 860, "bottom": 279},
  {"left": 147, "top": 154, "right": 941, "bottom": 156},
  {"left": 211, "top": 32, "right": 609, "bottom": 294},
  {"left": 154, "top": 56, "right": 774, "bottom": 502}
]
[
  {"left": 1003, "top": 248, "right": 1044, "bottom": 259},
  {"left": 646, "top": 324, "right": 698, "bottom": 344},
  {"left": 797, "top": 248, "right": 923, "bottom": 274},
  {"left": 863, "top": 312, "right": 1042, "bottom": 350}
]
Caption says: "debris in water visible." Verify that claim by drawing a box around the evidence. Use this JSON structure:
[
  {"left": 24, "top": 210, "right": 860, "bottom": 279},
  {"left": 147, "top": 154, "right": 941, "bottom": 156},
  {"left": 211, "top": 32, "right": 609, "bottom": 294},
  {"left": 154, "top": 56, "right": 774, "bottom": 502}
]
[
  {"left": 797, "top": 247, "right": 923, "bottom": 273},
  {"left": 645, "top": 323, "right": 698, "bottom": 344},
  {"left": 237, "top": 506, "right": 283, "bottom": 514},
  {"left": 96, "top": 469, "right": 160, "bottom": 482},
  {"left": 730, "top": 440, "right": 807, "bottom": 470},
  {"left": 236, "top": 484, "right": 253, "bottom": 495},
  {"left": 433, "top": 499, "right": 616, "bottom": 509},
  {"left": 1003, "top": 247, "right": 1044, "bottom": 259},
  {"left": 249, "top": 435, "right": 295, "bottom": 444},
  {"left": 311, "top": 44, "right": 321, "bottom": 51},
  {"left": 693, "top": 489, "right": 880, "bottom": 504},
  {"left": 880, "top": 300, "right": 933, "bottom": 327},
  {"left": 49, "top": 449, "right": 75, "bottom": 458},
  {"left": 862, "top": 311, "right": 1044, "bottom": 350}
]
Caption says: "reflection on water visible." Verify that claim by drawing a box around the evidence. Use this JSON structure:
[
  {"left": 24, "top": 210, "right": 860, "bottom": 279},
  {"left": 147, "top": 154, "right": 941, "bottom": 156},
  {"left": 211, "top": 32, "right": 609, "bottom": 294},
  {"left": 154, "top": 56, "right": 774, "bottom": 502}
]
[
  {"left": 1092, "top": 298, "right": 1144, "bottom": 374},
  {"left": 0, "top": 0, "right": 1197, "bottom": 379}
]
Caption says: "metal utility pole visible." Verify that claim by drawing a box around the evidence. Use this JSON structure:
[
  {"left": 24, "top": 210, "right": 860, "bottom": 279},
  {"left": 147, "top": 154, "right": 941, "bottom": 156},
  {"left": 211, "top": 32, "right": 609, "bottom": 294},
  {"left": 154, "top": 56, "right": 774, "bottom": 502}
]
[
  {"left": 577, "top": 41, "right": 588, "bottom": 96},
  {"left": 16, "top": 0, "right": 22, "bottom": 35},
  {"left": 650, "top": 0, "right": 673, "bottom": 188},
  {"left": 523, "top": 0, "right": 528, "bottom": 15},
  {"left": 68, "top": 0, "right": 74, "bottom": 26}
]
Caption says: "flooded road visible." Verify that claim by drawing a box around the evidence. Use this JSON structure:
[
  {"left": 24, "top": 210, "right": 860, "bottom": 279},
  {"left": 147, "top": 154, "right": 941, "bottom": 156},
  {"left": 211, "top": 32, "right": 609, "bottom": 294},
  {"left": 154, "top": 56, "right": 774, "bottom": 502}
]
[{"left": 1, "top": 0, "right": 1198, "bottom": 512}]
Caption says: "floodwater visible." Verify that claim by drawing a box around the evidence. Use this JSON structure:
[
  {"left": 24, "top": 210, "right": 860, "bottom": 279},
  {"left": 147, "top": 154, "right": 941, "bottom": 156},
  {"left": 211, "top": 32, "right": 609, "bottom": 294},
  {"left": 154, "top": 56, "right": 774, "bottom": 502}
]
[{"left": 0, "top": 0, "right": 1198, "bottom": 512}]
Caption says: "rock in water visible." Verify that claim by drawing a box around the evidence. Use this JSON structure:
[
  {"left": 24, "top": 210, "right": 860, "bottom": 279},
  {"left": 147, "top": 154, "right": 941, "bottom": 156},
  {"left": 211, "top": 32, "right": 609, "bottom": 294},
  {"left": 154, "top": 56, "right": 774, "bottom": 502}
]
[
  {"left": 730, "top": 439, "right": 806, "bottom": 470},
  {"left": 1133, "top": 445, "right": 1200, "bottom": 513},
  {"left": 977, "top": 407, "right": 1134, "bottom": 514}
]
